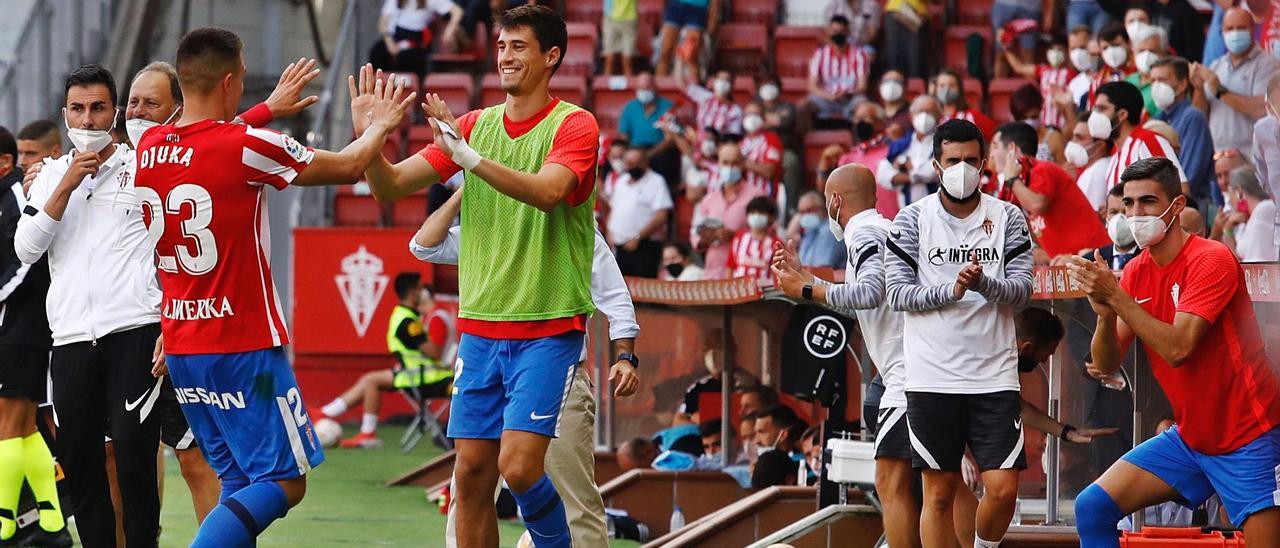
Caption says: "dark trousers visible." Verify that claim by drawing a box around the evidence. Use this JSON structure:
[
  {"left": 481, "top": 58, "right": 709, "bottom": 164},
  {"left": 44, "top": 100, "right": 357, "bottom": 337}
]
[
  {"left": 369, "top": 27, "right": 430, "bottom": 76},
  {"left": 52, "top": 324, "right": 163, "bottom": 548},
  {"left": 614, "top": 239, "right": 662, "bottom": 278},
  {"left": 883, "top": 14, "right": 930, "bottom": 79}
]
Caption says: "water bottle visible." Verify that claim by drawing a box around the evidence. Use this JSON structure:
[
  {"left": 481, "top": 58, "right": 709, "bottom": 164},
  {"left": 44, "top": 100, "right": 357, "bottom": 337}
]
[
  {"left": 1011, "top": 497, "right": 1023, "bottom": 526},
  {"left": 670, "top": 506, "right": 686, "bottom": 531}
]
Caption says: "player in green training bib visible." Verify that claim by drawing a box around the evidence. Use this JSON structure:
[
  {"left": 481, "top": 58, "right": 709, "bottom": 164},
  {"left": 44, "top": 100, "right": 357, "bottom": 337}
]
[{"left": 359, "top": 6, "right": 600, "bottom": 547}]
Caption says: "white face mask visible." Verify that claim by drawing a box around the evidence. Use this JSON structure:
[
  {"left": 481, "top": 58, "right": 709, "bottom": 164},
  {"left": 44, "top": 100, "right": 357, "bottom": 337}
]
[
  {"left": 65, "top": 109, "right": 118, "bottom": 154},
  {"left": 1127, "top": 199, "right": 1179, "bottom": 248},
  {"left": 712, "top": 78, "right": 733, "bottom": 98},
  {"left": 704, "top": 349, "right": 722, "bottom": 375},
  {"left": 700, "top": 140, "right": 717, "bottom": 157},
  {"left": 718, "top": 165, "right": 742, "bottom": 185},
  {"left": 636, "top": 89, "right": 655, "bottom": 104},
  {"left": 1047, "top": 49, "right": 1067, "bottom": 68},
  {"left": 936, "top": 160, "right": 981, "bottom": 200},
  {"left": 827, "top": 200, "right": 844, "bottom": 241},
  {"left": 746, "top": 212, "right": 769, "bottom": 230},
  {"left": 1135, "top": 50, "right": 1159, "bottom": 74},
  {"left": 1102, "top": 46, "right": 1129, "bottom": 69},
  {"left": 1126, "top": 22, "right": 1146, "bottom": 42},
  {"left": 1088, "top": 110, "right": 1115, "bottom": 140},
  {"left": 912, "top": 111, "right": 937, "bottom": 135},
  {"left": 1107, "top": 213, "right": 1136, "bottom": 248},
  {"left": 879, "top": 80, "right": 904, "bottom": 102},
  {"left": 609, "top": 158, "right": 625, "bottom": 173},
  {"left": 126, "top": 106, "right": 182, "bottom": 146},
  {"left": 759, "top": 84, "right": 779, "bottom": 102},
  {"left": 1071, "top": 48, "right": 1095, "bottom": 72},
  {"left": 799, "top": 213, "right": 822, "bottom": 231},
  {"left": 743, "top": 114, "right": 764, "bottom": 134},
  {"left": 1151, "top": 81, "right": 1177, "bottom": 110},
  {"left": 1064, "top": 141, "right": 1091, "bottom": 167}
]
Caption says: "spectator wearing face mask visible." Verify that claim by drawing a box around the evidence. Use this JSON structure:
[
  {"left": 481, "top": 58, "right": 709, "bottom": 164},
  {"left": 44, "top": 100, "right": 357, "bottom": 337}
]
[
  {"left": 1251, "top": 75, "right": 1280, "bottom": 247},
  {"left": 1214, "top": 148, "right": 1249, "bottom": 221},
  {"left": 807, "top": 16, "right": 871, "bottom": 123},
  {"left": 878, "top": 71, "right": 911, "bottom": 141},
  {"left": 1219, "top": 167, "right": 1279, "bottom": 262},
  {"left": 756, "top": 76, "right": 804, "bottom": 212},
  {"left": 786, "top": 191, "right": 847, "bottom": 270},
  {"left": 826, "top": 0, "right": 882, "bottom": 48},
  {"left": 1123, "top": 23, "right": 1168, "bottom": 116},
  {"left": 740, "top": 103, "right": 784, "bottom": 199},
  {"left": 1009, "top": 84, "right": 1068, "bottom": 164},
  {"left": 1193, "top": 7, "right": 1280, "bottom": 158},
  {"left": 676, "top": 65, "right": 744, "bottom": 136},
  {"left": 834, "top": 102, "right": 899, "bottom": 218},
  {"left": 993, "top": 123, "right": 1112, "bottom": 262},
  {"left": 618, "top": 72, "right": 678, "bottom": 184},
  {"left": 1006, "top": 35, "right": 1077, "bottom": 132},
  {"left": 1087, "top": 185, "right": 1140, "bottom": 270},
  {"left": 727, "top": 197, "right": 781, "bottom": 280},
  {"left": 660, "top": 241, "right": 703, "bottom": 281},
  {"left": 606, "top": 146, "right": 674, "bottom": 278},
  {"left": 692, "top": 141, "right": 767, "bottom": 279},
  {"left": 1091, "top": 81, "right": 1187, "bottom": 191},
  {"left": 1065, "top": 119, "right": 1116, "bottom": 210},
  {"left": 1151, "top": 57, "right": 1214, "bottom": 213},
  {"left": 878, "top": 95, "right": 943, "bottom": 208},
  {"left": 934, "top": 69, "right": 996, "bottom": 139},
  {"left": 1088, "top": 22, "right": 1135, "bottom": 110},
  {"left": 1066, "top": 26, "right": 1100, "bottom": 109}
]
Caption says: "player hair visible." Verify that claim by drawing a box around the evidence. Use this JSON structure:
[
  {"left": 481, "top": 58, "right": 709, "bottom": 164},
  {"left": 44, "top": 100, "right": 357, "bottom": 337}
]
[
  {"left": 1015, "top": 307, "right": 1064, "bottom": 349},
  {"left": 1099, "top": 21, "right": 1128, "bottom": 43},
  {"left": 65, "top": 64, "right": 118, "bottom": 107},
  {"left": 932, "top": 119, "right": 986, "bottom": 160},
  {"left": 751, "top": 450, "right": 797, "bottom": 488},
  {"left": 1229, "top": 166, "right": 1269, "bottom": 200},
  {"left": 497, "top": 5, "right": 568, "bottom": 74},
  {"left": 699, "top": 418, "right": 723, "bottom": 439},
  {"left": 176, "top": 27, "right": 244, "bottom": 94},
  {"left": 757, "top": 404, "right": 800, "bottom": 429},
  {"left": 0, "top": 126, "right": 16, "bottom": 165},
  {"left": 134, "top": 61, "right": 184, "bottom": 105},
  {"left": 393, "top": 272, "right": 422, "bottom": 300},
  {"left": 16, "top": 119, "right": 58, "bottom": 145},
  {"left": 995, "top": 122, "right": 1039, "bottom": 156},
  {"left": 1096, "top": 81, "right": 1144, "bottom": 126},
  {"left": 738, "top": 384, "right": 780, "bottom": 407},
  {"left": 746, "top": 196, "right": 778, "bottom": 217},
  {"left": 1150, "top": 56, "right": 1189, "bottom": 82},
  {"left": 1009, "top": 84, "right": 1043, "bottom": 121},
  {"left": 1120, "top": 157, "right": 1183, "bottom": 201}
]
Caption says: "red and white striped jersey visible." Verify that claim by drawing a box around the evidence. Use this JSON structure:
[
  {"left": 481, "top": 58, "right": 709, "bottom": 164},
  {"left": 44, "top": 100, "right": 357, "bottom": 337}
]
[
  {"left": 809, "top": 45, "right": 870, "bottom": 96},
  {"left": 1086, "top": 65, "right": 1132, "bottom": 109},
  {"left": 740, "top": 131, "right": 783, "bottom": 197},
  {"left": 685, "top": 83, "right": 744, "bottom": 135},
  {"left": 134, "top": 120, "right": 313, "bottom": 354},
  {"left": 942, "top": 108, "right": 996, "bottom": 139},
  {"left": 727, "top": 230, "right": 779, "bottom": 280},
  {"left": 1103, "top": 127, "right": 1188, "bottom": 190},
  {"left": 1038, "top": 65, "right": 1076, "bottom": 129}
]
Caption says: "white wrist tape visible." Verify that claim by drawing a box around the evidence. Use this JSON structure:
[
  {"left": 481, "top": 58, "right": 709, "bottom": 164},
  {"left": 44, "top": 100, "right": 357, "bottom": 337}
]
[{"left": 452, "top": 140, "right": 482, "bottom": 171}]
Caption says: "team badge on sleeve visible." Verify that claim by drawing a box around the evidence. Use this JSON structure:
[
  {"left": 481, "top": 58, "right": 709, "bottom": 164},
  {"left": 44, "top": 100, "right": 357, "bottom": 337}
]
[{"left": 282, "top": 135, "right": 307, "bottom": 162}]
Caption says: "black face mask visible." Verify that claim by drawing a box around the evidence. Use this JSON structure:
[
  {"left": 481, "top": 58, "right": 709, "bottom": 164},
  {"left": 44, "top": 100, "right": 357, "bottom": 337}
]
[
  {"left": 627, "top": 168, "right": 646, "bottom": 180},
  {"left": 854, "top": 121, "right": 875, "bottom": 142},
  {"left": 665, "top": 263, "right": 685, "bottom": 278},
  {"left": 1017, "top": 353, "right": 1039, "bottom": 373},
  {"left": 830, "top": 33, "right": 848, "bottom": 46}
]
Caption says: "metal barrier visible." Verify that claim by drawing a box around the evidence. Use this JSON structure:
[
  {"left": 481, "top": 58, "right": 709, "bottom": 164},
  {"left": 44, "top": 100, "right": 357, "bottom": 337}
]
[{"left": 585, "top": 263, "right": 1280, "bottom": 527}]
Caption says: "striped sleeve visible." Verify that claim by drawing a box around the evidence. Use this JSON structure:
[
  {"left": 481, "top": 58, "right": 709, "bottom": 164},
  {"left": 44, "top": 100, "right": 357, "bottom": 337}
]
[
  {"left": 243, "top": 127, "right": 315, "bottom": 189},
  {"left": 809, "top": 48, "right": 825, "bottom": 81},
  {"left": 973, "top": 202, "right": 1033, "bottom": 307},
  {"left": 824, "top": 223, "right": 886, "bottom": 311},
  {"left": 885, "top": 204, "right": 962, "bottom": 311}
]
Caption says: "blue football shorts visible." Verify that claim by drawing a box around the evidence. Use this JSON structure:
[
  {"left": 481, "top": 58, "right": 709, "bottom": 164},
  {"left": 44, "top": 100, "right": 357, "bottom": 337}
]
[{"left": 447, "top": 331, "right": 585, "bottom": 440}]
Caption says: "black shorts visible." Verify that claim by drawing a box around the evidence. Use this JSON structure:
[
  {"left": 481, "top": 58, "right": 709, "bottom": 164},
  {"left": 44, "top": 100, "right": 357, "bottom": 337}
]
[
  {"left": 874, "top": 406, "right": 912, "bottom": 461},
  {"left": 906, "top": 391, "right": 1026, "bottom": 472},
  {"left": 0, "top": 344, "right": 49, "bottom": 404},
  {"left": 157, "top": 375, "right": 196, "bottom": 450}
]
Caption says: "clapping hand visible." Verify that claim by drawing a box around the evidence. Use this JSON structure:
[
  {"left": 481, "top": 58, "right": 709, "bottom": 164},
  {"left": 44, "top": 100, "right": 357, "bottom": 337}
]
[
  {"left": 771, "top": 239, "right": 815, "bottom": 298},
  {"left": 1066, "top": 251, "right": 1119, "bottom": 316},
  {"left": 954, "top": 252, "right": 983, "bottom": 298},
  {"left": 266, "top": 57, "right": 321, "bottom": 119}
]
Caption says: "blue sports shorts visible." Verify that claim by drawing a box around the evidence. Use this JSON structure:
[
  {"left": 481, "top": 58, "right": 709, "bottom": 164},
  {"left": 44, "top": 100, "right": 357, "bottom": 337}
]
[{"left": 447, "top": 331, "right": 584, "bottom": 440}]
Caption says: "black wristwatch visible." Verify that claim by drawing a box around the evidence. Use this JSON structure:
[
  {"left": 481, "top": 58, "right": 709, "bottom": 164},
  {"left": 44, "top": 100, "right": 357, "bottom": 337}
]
[
  {"left": 802, "top": 284, "right": 814, "bottom": 300},
  {"left": 1215, "top": 85, "right": 1227, "bottom": 99},
  {"left": 616, "top": 352, "right": 639, "bottom": 370}
]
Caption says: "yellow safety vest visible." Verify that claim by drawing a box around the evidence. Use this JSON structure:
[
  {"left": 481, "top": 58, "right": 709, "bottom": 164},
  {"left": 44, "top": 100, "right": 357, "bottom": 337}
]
[{"left": 387, "top": 305, "right": 451, "bottom": 388}]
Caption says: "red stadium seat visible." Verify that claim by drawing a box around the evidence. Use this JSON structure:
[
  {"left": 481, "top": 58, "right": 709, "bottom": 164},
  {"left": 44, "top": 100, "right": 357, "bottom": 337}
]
[
  {"left": 655, "top": 75, "right": 681, "bottom": 97},
  {"left": 780, "top": 77, "right": 808, "bottom": 105},
  {"left": 431, "top": 23, "right": 490, "bottom": 72},
  {"left": 957, "top": 0, "right": 995, "bottom": 25},
  {"left": 565, "top": 2, "right": 603, "bottom": 24},
  {"left": 334, "top": 191, "right": 385, "bottom": 227},
  {"left": 638, "top": 0, "right": 665, "bottom": 31},
  {"left": 803, "top": 130, "right": 853, "bottom": 186},
  {"left": 944, "top": 26, "right": 991, "bottom": 77},
  {"left": 480, "top": 74, "right": 504, "bottom": 108},
  {"left": 714, "top": 23, "right": 769, "bottom": 76},
  {"left": 731, "top": 0, "right": 779, "bottom": 29},
  {"left": 423, "top": 72, "right": 475, "bottom": 112},
  {"left": 907, "top": 78, "right": 926, "bottom": 98},
  {"left": 775, "top": 26, "right": 823, "bottom": 78},
  {"left": 732, "top": 74, "right": 756, "bottom": 105},
  {"left": 592, "top": 75, "right": 638, "bottom": 133},
  {"left": 987, "top": 78, "right": 1030, "bottom": 123},
  {"left": 562, "top": 22, "right": 599, "bottom": 76},
  {"left": 549, "top": 74, "right": 589, "bottom": 107},
  {"left": 408, "top": 125, "right": 434, "bottom": 157},
  {"left": 391, "top": 191, "right": 429, "bottom": 228}
]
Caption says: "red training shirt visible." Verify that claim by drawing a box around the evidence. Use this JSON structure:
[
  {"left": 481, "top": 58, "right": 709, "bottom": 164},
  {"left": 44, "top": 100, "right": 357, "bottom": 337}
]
[
  {"left": 135, "top": 121, "right": 313, "bottom": 354},
  {"left": 1120, "top": 235, "right": 1280, "bottom": 454},
  {"left": 418, "top": 98, "right": 599, "bottom": 339},
  {"left": 1023, "top": 159, "right": 1111, "bottom": 257}
]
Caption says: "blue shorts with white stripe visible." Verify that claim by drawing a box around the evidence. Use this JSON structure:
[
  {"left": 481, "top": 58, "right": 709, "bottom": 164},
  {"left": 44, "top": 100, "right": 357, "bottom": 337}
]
[
  {"left": 448, "top": 331, "right": 584, "bottom": 440},
  {"left": 167, "top": 347, "right": 325, "bottom": 483}
]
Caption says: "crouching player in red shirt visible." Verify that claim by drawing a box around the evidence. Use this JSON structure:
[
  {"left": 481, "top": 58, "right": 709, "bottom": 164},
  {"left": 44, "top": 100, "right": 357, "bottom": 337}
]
[{"left": 1067, "top": 157, "right": 1280, "bottom": 547}]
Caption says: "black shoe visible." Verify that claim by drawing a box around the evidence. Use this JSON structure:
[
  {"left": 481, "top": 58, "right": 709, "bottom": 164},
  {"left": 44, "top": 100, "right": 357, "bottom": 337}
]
[{"left": 16, "top": 527, "right": 72, "bottom": 548}]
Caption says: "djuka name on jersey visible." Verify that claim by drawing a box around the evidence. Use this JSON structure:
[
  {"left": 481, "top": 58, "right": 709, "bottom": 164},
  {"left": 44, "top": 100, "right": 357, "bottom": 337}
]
[
  {"left": 138, "top": 144, "right": 194, "bottom": 170},
  {"left": 162, "top": 296, "right": 235, "bottom": 321}
]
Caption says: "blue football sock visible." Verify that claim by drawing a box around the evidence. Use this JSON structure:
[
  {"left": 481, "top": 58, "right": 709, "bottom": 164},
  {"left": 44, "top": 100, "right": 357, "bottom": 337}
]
[
  {"left": 511, "top": 475, "right": 571, "bottom": 548},
  {"left": 219, "top": 475, "right": 249, "bottom": 503},
  {"left": 192, "top": 481, "right": 289, "bottom": 548},
  {"left": 1075, "top": 483, "right": 1124, "bottom": 548}
]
